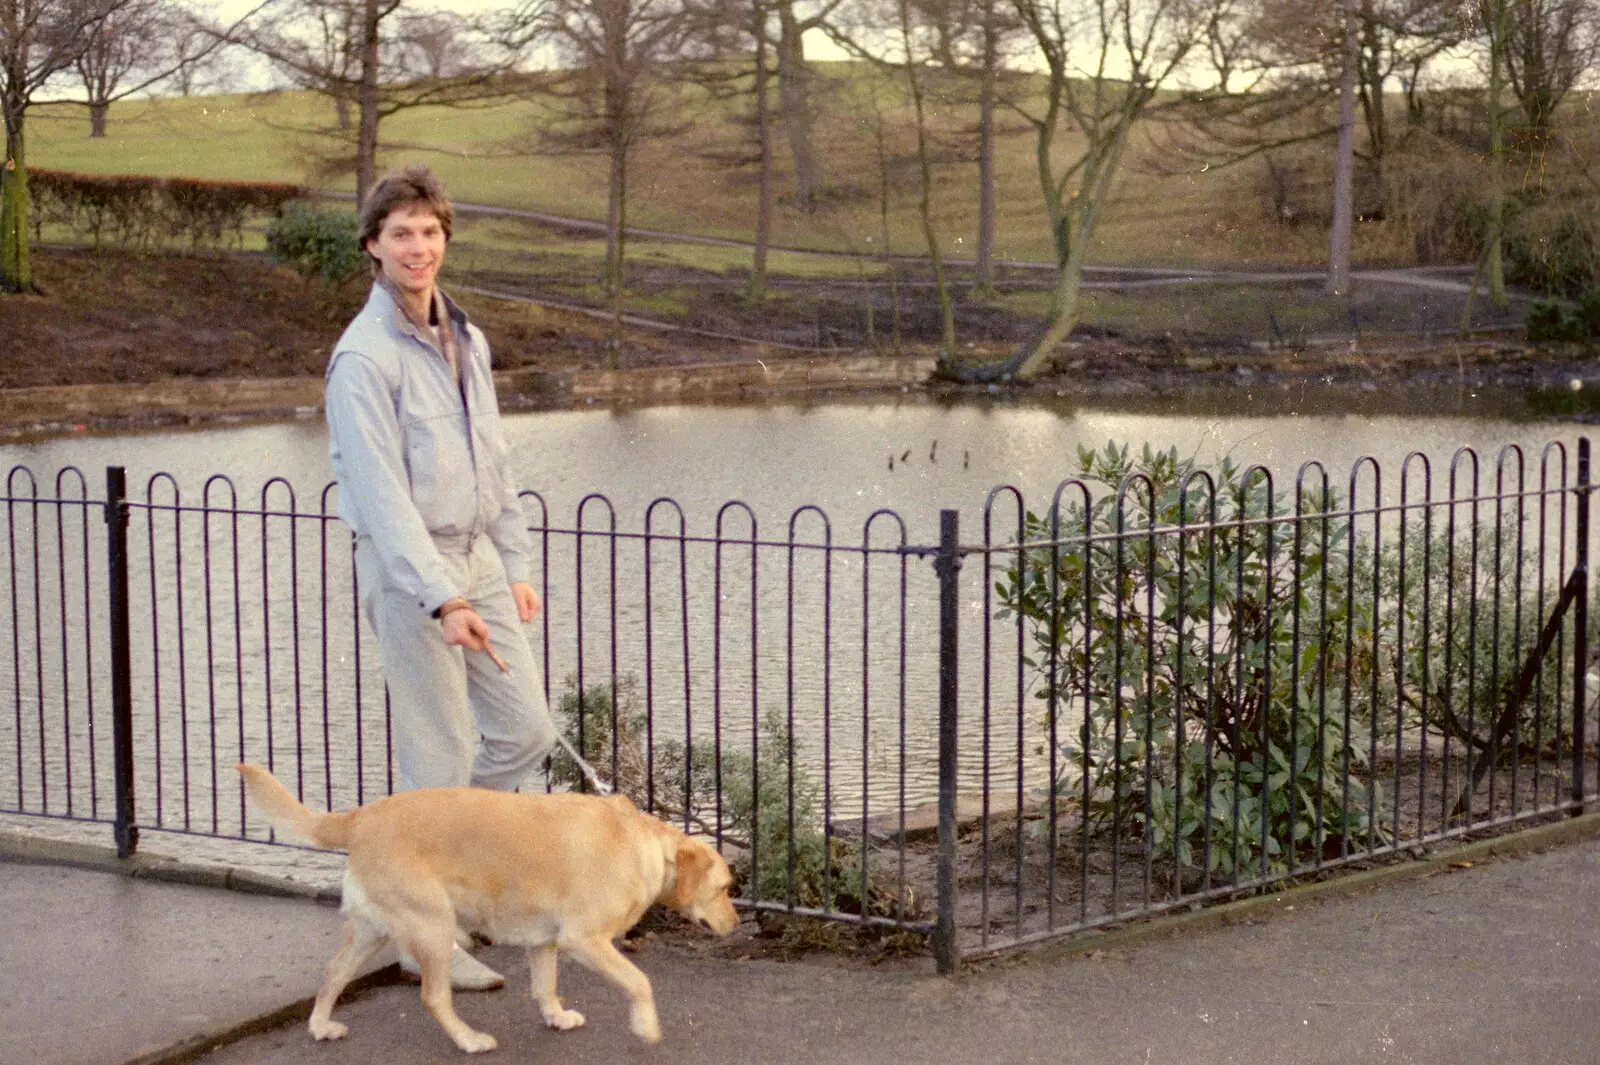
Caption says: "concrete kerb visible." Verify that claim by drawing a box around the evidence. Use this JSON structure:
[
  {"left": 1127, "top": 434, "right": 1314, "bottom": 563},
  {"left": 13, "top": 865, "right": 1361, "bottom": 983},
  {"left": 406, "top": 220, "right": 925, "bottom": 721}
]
[
  {"left": 10, "top": 811, "right": 1600, "bottom": 940},
  {"left": 979, "top": 810, "right": 1600, "bottom": 972},
  {"left": 10, "top": 813, "right": 1600, "bottom": 959},
  {"left": 115, "top": 968, "right": 403, "bottom": 1065},
  {"left": 0, "top": 829, "right": 341, "bottom": 904},
  {"left": 0, "top": 829, "right": 403, "bottom": 1065}
]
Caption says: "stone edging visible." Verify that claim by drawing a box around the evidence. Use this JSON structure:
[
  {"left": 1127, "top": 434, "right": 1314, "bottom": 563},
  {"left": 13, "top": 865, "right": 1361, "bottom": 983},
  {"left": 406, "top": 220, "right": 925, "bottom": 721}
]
[{"left": 0, "top": 354, "right": 939, "bottom": 435}]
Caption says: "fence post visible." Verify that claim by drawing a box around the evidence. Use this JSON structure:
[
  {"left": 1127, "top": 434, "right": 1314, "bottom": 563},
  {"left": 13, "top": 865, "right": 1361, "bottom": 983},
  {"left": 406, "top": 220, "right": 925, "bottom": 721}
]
[
  {"left": 934, "top": 509, "right": 961, "bottom": 974},
  {"left": 106, "top": 466, "right": 138, "bottom": 858},
  {"left": 1573, "top": 439, "right": 1590, "bottom": 814}
]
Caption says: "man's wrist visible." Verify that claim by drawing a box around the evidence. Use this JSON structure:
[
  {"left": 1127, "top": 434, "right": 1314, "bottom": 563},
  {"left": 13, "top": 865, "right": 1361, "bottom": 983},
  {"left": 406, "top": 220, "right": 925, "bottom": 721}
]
[{"left": 433, "top": 597, "right": 471, "bottom": 620}]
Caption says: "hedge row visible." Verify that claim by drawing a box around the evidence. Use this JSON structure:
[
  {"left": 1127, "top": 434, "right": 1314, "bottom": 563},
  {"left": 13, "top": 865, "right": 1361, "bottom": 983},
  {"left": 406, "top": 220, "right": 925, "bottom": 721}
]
[{"left": 28, "top": 169, "right": 307, "bottom": 251}]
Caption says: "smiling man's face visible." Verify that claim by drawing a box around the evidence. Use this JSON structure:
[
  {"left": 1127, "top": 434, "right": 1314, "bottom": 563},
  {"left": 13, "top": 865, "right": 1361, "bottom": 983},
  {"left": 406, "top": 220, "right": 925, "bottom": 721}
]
[{"left": 366, "top": 201, "right": 448, "bottom": 313}]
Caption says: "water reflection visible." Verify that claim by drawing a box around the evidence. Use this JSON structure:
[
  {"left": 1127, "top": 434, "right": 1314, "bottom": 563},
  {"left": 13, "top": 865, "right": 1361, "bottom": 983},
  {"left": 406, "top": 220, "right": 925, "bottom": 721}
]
[
  {"left": 1, "top": 388, "right": 1592, "bottom": 853},
  {"left": 4, "top": 386, "right": 1594, "bottom": 533}
]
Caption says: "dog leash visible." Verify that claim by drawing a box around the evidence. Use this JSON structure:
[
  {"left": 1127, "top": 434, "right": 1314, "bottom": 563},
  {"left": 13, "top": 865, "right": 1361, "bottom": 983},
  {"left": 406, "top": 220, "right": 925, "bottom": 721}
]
[{"left": 481, "top": 639, "right": 615, "bottom": 795}]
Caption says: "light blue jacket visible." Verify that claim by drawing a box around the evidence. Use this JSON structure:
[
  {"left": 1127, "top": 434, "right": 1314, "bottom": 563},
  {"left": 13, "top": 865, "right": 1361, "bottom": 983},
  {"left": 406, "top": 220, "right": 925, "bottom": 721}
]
[{"left": 325, "top": 281, "right": 531, "bottom": 616}]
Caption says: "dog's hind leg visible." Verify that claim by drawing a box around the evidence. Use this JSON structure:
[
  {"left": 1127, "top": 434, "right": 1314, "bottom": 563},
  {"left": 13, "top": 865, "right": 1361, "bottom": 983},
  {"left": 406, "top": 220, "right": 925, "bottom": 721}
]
[
  {"left": 405, "top": 922, "right": 499, "bottom": 1053},
  {"left": 528, "top": 943, "right": 586, "bottom": 1031},
  {"left": 564, "top": 936, "right": 660, "bottom": 1044},
  {"left": 308, "top": 917, "right": 389, "bottom": 1042}
]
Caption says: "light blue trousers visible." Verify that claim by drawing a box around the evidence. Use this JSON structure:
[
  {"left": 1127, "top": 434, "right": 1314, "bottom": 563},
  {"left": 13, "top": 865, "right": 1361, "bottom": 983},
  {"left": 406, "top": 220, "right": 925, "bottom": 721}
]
[{"left": 355, "top": 535, "right": 557, "bottom": 793}]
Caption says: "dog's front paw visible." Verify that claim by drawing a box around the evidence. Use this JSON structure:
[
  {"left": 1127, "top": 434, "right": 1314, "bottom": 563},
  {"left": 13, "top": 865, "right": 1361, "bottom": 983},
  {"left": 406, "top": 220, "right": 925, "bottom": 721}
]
[
  {"left": 453, "top": 1029, "right": 499, "bottom": 1054},
  {"left": 544, "top": 1007, "right": 586, "bottom": 1031},
  {"left": 630, "top": 1006, "right": 662, "bottom": 1044},
  {"left": 309, "top": 1018, "right": 348, "bottom": 1042}
]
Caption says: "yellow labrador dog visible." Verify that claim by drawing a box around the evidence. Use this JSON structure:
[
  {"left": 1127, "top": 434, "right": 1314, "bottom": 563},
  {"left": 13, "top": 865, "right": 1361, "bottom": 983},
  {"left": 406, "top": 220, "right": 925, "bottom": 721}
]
[{"left": 236, "top": 764, "right": 740, "bottom": 1054}]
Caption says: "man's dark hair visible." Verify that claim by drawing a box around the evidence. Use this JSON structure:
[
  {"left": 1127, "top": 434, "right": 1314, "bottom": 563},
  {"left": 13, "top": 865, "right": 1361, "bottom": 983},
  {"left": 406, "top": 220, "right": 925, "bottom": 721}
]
[{"left": 358, "top": 165, "right": 455, "bottom": 273}]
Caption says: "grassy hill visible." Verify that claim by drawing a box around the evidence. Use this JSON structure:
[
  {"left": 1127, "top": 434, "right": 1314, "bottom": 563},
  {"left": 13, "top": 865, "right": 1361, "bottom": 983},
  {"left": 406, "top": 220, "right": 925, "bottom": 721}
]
[{"left": 27, "top": 62, "right": 1400, "bottom": 272}]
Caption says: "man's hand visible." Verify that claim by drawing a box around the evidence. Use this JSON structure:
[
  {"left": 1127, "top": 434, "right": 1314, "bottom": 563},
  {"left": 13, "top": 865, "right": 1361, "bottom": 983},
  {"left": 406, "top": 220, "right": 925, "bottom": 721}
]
[
  {"left": 511, "top": 582, "right": 542, "bottom": 624},
  {"left": 441, "top": 605, "right": 491, "bottom": 653}
]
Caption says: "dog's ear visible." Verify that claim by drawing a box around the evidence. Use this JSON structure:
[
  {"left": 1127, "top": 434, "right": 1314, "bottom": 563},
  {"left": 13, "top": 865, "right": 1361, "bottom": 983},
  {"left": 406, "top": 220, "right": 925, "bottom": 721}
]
[{"left": 673, "top": 839, "right": 709, "bottom": 909}]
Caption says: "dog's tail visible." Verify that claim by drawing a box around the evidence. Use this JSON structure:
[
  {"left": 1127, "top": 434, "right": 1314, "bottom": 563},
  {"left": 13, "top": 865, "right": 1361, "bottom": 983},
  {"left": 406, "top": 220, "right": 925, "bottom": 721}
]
[{"left": 235, "top": 763, "right": 355, "bottom": 850}]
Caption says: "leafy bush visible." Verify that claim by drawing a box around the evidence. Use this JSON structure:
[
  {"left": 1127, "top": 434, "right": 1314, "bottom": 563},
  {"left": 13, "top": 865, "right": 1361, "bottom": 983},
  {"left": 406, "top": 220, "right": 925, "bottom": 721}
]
[
  {"left": 997, "top": 442, "right": 1583, "bottom": 881},
  {"left": 1385, "top": 133, "right": 1487, "bottom": 265},
  {"left": 163, "top": 177, "right": 302, "bottom": 247},
  {"left": 995, "top": 443, "right": 1388, "bottom": 880},
  {"left": 28, "top": 169, "right": 303, "bottom": 251},
  {"left": 1385, "top": 521, "right": 1593, "bottom": 778},
  {"left": 264, "top": 203, "right": 364, "bottom": 286},
  {"left": 1506, "top": 203, "right": 1600, "bottom": 299},
  {"left": 548, "top": 675, "right": 893, "bottom": 917},
  {"left": 1527, "top": 299, "right": 1587, "bottom": 343},
  {"left": 1527, "top": 290, "right": 1600, "bottom": 344}
]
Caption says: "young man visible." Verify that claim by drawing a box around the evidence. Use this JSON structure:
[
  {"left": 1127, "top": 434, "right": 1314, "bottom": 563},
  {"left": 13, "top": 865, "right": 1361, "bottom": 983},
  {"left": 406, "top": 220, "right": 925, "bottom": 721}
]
[{"left": 324, "top": 165, "right": 558, "bottom": 990}]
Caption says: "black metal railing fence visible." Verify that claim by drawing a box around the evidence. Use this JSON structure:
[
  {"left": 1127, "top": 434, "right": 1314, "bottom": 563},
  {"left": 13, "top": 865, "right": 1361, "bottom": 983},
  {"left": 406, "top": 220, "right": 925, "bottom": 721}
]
[{"left": 2, "top": 438, "right": 1594, "bottom": 971}]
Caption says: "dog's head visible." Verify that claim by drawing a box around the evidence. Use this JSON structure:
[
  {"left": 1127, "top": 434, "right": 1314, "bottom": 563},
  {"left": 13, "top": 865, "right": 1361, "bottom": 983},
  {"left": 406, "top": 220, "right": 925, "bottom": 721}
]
[{"left": 669, "top": 836, "right": 740, "bottom": 936}]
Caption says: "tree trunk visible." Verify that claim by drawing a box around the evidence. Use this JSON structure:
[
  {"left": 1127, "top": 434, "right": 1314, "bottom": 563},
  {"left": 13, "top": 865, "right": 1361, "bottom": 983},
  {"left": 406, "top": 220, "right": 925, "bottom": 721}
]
[
  {"left": 605, "top": 110, "right": 628, "bottom": 370},
  {"left": 355, "top": 0, "right": 381, "bottom": 206},
  {"left": 1, "top": 108, "right": 31, "bottom": 294},
  {"left": 334, "top": 86, "right": 353, "bottom": 132},
  {"left": 1327, "top": 0, "right": 1358, "bottom": 297},
  {"left": 1355, "top": 3, "right": 1385, "bottom": 199},
  {"left": 750, "top": 7, "right": 772, "bottom": 300},
  {"left": 89, "top": 103, "right": 108, "bottom": 138},
  {"left": 1485, "top": 0, "right": 1507, "bottom": 308},
  {"left": 774, "top": 2, "right": 822, "bottom": 208},
  {"left": 899, "top": 0, "right": 954, "bottom": 359},
  {"left": 1009, "top": 250, "right": 1086, "bottom": 378},
  {"left": 1003, "top": 108, "right": 1135, "bottom": 381},
  {"left": 870, "top": 95, "right": 901, "bottom": 350},
  {"left": 974, "top": 5, "right": 999, "bottom": 295},
  {"left": 606, "top": 137, "right": 626, "bottom": 298}
]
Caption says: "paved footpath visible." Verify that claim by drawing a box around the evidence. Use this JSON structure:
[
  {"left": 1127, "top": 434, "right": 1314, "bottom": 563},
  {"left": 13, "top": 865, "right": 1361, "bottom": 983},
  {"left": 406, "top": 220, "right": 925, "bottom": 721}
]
[{"left": 4, "top": 825, "right": 1600, "bottom": 1065}]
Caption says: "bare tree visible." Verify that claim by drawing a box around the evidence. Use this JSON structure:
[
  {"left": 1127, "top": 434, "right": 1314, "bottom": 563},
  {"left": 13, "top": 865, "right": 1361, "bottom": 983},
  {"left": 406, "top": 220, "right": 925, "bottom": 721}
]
[
  {"left": 75, "top": 0, "right": 206, "bottom": 135},
  {"left": 1503, "top": 0, "right": 1600, "bottom": 139},
  {"left": 163, "top": 5, "right": 240, "bottom": 95},
  {"left": 1356, "top": 0, "right": 1470, "bottom": 172},
  {"left": 240, "top": 0, "right": 366, "bottom": 130},
  {"left": 977, "top": 0, "right": 1213, "bottom": 380},
  {"left": 4, "top": 0, "right": 265, "bottom": 290},
  {"left": 394, "top": 8, "right": 475, "bottom": 78},
  {"left": 749, "top": 0, "right": 774, "bottom": 294},
  {"left": 772, "top": 0, "right": 843, "bottom": 208},
  {"left": 896, "top": 0, "right": 954, "bottom": 355},
  {"left": 1213, "top": 0, "right": 1468, "bottom": 294},
  {"left": 1329, "top": 0, "right": 1357, "bottom": 295},
  {"left": 540, "top": 0, "right": 690, "bottom": 363},
  {"left": 671, "top": 0, "right": 780, "bottom": 296},
  {"left": 3, "top": 0, "right": 126, "bottom": 290},
  {"left": 1482, "top": 0, "right": 1510, "bottom": 304},
  {"left": 235, "top": 0, "right": 538, "bottom": 202},
  {"left": 903, "top": 0, "right": 1026, "bottom": 292}
]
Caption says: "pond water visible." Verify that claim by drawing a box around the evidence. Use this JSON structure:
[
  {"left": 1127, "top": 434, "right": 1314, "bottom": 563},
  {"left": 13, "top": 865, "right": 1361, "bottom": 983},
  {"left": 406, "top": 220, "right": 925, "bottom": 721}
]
[
  {"left": 2, "top": 384, "right": 1596, "bottom": 880},
  {"left": 5, "top": 383, "right": 1596, "bottom": 535}
]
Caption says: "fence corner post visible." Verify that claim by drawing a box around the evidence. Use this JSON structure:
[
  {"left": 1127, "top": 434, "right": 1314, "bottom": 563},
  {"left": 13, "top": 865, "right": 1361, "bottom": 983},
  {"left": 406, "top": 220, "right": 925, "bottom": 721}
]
[
  {"left": 105, "top": 466, "right": 137, "bottom": 858},
  {"left": 1574, "top": 439, "right": 1590, "bottom": 816},
  {"left": 934, "top": 509, "right": 961, "bottom": 974}
]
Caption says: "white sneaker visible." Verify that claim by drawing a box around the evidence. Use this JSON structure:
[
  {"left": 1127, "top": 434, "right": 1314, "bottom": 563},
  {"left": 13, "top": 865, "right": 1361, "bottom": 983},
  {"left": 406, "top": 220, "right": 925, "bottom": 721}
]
[{"left": 397, "top": 944, "right": 506, "bottom": 991}]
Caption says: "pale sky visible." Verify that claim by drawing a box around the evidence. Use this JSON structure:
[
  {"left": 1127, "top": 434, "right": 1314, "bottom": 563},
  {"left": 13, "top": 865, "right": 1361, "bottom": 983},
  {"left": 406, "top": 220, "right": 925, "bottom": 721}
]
[{"left": 125, "top": 0, "right": 1492, "bottom": 98}]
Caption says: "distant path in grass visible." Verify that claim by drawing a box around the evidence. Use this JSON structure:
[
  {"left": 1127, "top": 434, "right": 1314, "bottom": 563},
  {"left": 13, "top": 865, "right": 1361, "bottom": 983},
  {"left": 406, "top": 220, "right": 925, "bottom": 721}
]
[{"left": 330, "top": 191, "right": 1506, "bottom": 297}]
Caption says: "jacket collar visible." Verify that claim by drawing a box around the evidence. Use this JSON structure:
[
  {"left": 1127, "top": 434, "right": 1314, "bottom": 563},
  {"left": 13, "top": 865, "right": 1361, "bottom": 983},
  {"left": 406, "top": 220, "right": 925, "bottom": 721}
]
[{"left": 366, "top": 276, "right": 470, "bottom": 343}]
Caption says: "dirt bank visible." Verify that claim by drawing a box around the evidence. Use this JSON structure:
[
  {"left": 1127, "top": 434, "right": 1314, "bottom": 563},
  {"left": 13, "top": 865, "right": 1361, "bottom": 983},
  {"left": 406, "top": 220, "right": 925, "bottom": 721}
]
[{"left": 3, "top": 246, "right": 1597, "bottom": 438}]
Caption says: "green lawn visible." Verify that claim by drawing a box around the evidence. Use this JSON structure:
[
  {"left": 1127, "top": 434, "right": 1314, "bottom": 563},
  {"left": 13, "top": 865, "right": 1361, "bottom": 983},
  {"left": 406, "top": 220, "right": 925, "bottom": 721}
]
[{"left": 25, "top": 64, "right": 1407, "bottom": 273}]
